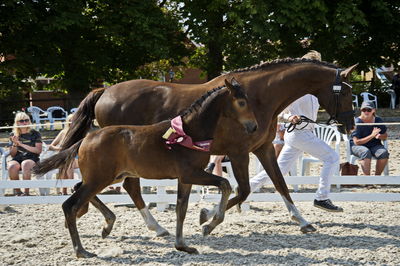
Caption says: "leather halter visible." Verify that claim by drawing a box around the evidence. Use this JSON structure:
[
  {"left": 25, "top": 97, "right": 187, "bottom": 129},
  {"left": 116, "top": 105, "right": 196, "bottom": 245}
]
[
  {"left": 162, "top": 116, "right": 212, "bottom": 152},
  {"left": 326, "top": 69, "right": 354, "bottom": 125}
]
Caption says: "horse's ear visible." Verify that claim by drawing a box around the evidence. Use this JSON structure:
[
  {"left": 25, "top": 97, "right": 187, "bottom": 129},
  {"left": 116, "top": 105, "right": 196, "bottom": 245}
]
[
  {"left": 341, "top": 63, "right": 359, "bottom": 78},
  {"left": 230, "top": 77, "right": 240, "bottom": 87},
  {"left": 224, "top": 78, "right": 234, "bottom": 94}
]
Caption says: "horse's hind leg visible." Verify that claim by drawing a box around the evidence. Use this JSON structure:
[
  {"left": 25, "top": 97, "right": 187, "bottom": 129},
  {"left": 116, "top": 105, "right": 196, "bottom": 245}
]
[
  {"left": 89, "top": 196, "right": 116, "bottom": 238},
  {"left": 62, "top": 183, "right": 98, "bottom": 258},
  {"left": 123, "top": 178, "right": 169, "bottom": 236},
  {"left": 175, "top": 182, "right": 198, "bottom": 254}
]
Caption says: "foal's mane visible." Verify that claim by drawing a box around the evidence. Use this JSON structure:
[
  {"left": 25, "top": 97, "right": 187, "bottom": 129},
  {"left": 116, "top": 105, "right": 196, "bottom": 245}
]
[
  {"left": 226, "top": 58, "right": 338, "bottom": 74},
  {"left": 180, "top": 86, "right": 226, "bottom": 119}
]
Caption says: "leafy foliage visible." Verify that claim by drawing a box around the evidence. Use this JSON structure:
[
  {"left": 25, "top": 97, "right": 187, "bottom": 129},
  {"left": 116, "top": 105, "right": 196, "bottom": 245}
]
[{"left": 0, "top": 0, "right": 189, "bottom": 97}]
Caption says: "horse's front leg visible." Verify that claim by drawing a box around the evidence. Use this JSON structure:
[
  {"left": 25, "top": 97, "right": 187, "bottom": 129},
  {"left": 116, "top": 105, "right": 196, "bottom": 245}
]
[
  {"left": 252, "top": 143, "right": 316, "bottom": 233},
  {"left": 199, "top": 153, "right": 249, "bottom": 224},
  {"left": 175, "top": 182, "right": 198, "bottom": 254},
  {"left": 123, "top": 178, "right": 169, "bottom": 237}
]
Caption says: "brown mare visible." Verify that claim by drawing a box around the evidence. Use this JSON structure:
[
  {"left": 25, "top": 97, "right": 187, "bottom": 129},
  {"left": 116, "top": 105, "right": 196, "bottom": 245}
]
[
  {"left": 59, "top": 58, "right": 357, "bottom": 235},
  {"left": 34, "top": 78, "right": 258, "bottom": 258}
]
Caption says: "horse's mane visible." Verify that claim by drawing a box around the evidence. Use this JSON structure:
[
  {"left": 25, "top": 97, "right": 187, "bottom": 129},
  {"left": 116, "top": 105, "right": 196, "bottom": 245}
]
[
  {"left": 180, "top": 86, "right": 226, "bottom": 118},
  {"left": 226, "top": 58, "right": 338, "bottom": 74}
]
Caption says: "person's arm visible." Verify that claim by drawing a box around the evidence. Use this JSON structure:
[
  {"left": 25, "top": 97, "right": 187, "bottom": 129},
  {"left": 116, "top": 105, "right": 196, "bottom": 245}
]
[
  {"left": 375, "top": 132, "right": 388, "bottom": 140},
  {"left": 353, "top": 127, "right": 381, "bottom": 145},
  {"left": 14, "top": 138, "right": 42, "bottom": 154},
  {"left": 48, "top": 130, "right": 65, "bottom": 151}
]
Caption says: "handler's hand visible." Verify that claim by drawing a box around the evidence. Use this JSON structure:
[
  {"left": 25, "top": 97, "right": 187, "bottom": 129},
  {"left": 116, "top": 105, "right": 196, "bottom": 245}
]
[{"left": 289, "top": 115, "right": 301, "bottom": 124}]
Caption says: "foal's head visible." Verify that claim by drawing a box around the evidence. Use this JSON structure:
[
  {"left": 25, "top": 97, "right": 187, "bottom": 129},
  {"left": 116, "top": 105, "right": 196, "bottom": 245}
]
[
  {"left": 182, "top": 78, "right": 258, "bottom": 136},
  {"left": 223, "top": 78, "right": 258, "bottom": 134}
]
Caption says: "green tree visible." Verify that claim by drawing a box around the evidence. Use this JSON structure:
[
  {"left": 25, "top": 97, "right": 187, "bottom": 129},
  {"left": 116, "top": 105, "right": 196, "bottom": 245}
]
[
  {"left": 0, "top": 0, "right": 189, "bottom": 103},
  {"left": 171, "top": 0, "right": 399, "bottom": 79}
]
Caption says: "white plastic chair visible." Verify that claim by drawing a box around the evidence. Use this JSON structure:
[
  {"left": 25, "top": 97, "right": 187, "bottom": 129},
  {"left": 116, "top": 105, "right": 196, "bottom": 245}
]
[
  {"left": 70, "top": 108, "right": 78, "bottom": 113},
  {"left": 47, "top": 106, "right": 68, "bottom": 130},
  {"left": 352, "top": 94, "right": 359, "bottom": 108},
  {"left": 27, "top": 106, "right": 48, "bottom": 130},
  {"left": 343, "top": 134, "right": 389, "bottom": 176},
  {"left": 300, "top": 125, "right": 341, "bottom": 176},
  {"left": 360, "top": 92, "right": 378, "bottom": 109},
  {"left": 386, "top": 89, "right": 396, "bottom": 109},
  {"left": 1, "top": 143, "right": 52, "bottom": 195}
]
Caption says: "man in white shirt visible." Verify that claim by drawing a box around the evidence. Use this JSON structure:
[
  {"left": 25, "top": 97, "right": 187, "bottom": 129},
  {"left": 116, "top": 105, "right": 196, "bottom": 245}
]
[{"left": 249, "top": 51, "right": 343, "bottom": 212}]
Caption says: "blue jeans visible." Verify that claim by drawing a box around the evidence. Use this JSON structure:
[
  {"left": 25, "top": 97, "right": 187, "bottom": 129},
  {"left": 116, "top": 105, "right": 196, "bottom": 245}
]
[{"left": 351, "top": 144, "right": 389, "bottom": 160}]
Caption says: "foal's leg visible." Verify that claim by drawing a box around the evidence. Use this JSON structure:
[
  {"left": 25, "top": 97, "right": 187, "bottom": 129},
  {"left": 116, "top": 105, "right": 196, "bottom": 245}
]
[
  {"left": 199, "top": 153, "right": 249, "bottom": 225},
  {"left": 123, "top": 178, "right": 169, "bottom": 236},
  {"left": 180, "top": 170, "right": 231, "bottom": 236},
  {"left": 253, "top": 143, "right": 316, "bottom": 233},
  {"left": 89, "top": 196, "right": 116, "bottom": 238},
  {"left": 62, "top": 183, "right": 99, "bottom": 258},
  {"left": 175, "top": 182, "right": 198, "bottom": 254}
]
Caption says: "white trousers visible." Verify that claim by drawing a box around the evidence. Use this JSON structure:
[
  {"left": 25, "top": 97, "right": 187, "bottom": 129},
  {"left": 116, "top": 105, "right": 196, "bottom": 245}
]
[{"left": 250, "top": 129, "right": 339, "bottom": 200}]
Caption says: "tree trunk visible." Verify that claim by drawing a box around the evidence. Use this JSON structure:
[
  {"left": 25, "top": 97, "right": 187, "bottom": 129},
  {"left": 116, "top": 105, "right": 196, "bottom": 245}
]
[{"left": 206, "top": 10, "right": 224, "bottom": 81}]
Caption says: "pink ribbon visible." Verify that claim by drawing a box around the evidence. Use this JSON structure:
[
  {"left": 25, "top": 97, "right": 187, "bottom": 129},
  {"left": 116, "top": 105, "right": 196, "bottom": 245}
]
[{"left": 163, "top": 116, "right": 212, "bottom": 152}]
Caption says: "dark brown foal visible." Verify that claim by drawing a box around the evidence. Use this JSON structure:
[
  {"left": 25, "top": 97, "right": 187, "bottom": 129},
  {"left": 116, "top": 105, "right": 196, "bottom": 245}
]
[{"left": 34, "top": 78, "right": 258, "bottom": 258}]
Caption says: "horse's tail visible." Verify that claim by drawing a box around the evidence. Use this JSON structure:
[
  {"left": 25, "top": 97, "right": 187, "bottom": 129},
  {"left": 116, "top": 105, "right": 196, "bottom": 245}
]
[
  {"left": 61, "top": 87, "right": 106, "bottom": 150},
  {"left": 33, "top": 140, "right": 83, "bottom": 177}
]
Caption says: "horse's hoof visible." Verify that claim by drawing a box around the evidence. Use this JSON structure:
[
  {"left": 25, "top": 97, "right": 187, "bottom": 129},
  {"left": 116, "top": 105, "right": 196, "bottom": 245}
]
[
  {"left": 300, "top": 224, "right": 317, "bottom": 233},
  {"left": 175, "top": 245, "right": 199, "bottom": 254},
  {"left": 76, "top": 249, "right": 97, "bottom": 258},
  {"left": 236, "top": 203, "right": 242, "bottom": 213},
  {"left": 202, "top": 224, "right": 213, "bottom": 237},
  {"left": 156, "top": 229, "right": 170, "bottom": 237},
  {"left": 199, "top": 208, "right": 209, "bottom": 225},
  {"left": 102, "top": 228, "right": 111, "bottom": 239}
]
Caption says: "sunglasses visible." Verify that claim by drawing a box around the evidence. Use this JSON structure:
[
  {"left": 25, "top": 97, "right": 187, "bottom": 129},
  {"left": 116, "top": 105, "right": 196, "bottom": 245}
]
[
  {"left": 361, "top": 108, "right": 372, "bottom": 112},
  {"left": 18, "top": 119, "right": 30, "bottom": 123}
]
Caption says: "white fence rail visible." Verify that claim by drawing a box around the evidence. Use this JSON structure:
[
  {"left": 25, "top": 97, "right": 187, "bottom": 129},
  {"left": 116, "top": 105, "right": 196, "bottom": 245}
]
[{"left": 1, "top": 176, "right": 399, "bottom": 210}]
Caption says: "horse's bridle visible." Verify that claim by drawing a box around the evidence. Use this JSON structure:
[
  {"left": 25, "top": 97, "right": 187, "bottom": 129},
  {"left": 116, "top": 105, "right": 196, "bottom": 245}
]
[{"left": 326, "top": 68, "right": 354, "bottom": 125}]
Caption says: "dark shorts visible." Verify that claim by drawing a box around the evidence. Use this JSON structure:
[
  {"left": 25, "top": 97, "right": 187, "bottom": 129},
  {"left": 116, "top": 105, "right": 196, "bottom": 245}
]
[
  {"left": 351, "top": 144, "right": 389, "bottom": 160},
  {"left": 12, "top": 154, "right": 39, "bottom": 164}
]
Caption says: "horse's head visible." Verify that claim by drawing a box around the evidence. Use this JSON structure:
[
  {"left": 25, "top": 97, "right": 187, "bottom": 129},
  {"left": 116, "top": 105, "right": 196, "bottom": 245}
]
[
  {"left": 316, "top": 64, "right": 358, "bottom": 134},
  {"left": 224, "top": 78, "right": 258, "bottom": 134}
]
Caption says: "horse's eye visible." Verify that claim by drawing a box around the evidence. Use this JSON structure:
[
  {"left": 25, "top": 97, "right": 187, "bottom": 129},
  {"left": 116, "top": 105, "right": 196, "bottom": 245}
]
[{"left": 238, "top": 100, "right": 246, "bottom": 107}]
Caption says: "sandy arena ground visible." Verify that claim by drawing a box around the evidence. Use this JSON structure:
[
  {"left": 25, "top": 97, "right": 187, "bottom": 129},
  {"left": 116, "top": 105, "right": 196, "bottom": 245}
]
[
  {"left": 0, "top": 127, "right": 399, "bottom": 265},
  {"left": 0, "top": 201, "right": 399, "bottom": 265}
]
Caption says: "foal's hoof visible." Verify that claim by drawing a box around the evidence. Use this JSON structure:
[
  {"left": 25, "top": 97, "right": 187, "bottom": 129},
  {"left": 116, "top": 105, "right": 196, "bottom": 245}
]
[
  {"left": 202, "top": 224, "right": 213, "bottom": 237},
  {"left": 300, "top": 224, "right": 317, "bottom": 234},
  {"left": 199, "top": 208, "right": 209, "bottom": 225},
  {"left": 156, "top": 229, "right": 170, "bottom": 237},
  {"left": 102, "top": 227, "right": 111, "bottom": 239},
  {"left": 236, "top": 203, "right": 242, "bottom": 213},
  {"left": 76, "top": 249, "right": 97, "bottom": 258},
  {"left": 175, "top": 244, "right": 199, "bottom": 254}
]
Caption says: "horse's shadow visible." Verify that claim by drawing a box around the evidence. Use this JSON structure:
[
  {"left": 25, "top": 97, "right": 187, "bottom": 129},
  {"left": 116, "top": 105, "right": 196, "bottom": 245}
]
[{"left": 78, "top": 220, "right": 399, "bottom": 265}]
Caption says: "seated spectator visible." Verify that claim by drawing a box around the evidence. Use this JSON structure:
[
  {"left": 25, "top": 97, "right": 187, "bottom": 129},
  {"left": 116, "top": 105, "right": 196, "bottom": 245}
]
[
  {"left": 8, "top": 112, "right": 42, "bottom": 196},
  {"left": 204, "top": 155, "right": 226, "bottom": 176},
  {"left": 273, "top": 122, "right": 285, "bottom": 157},
  {"left": 48, "top": 114, "right": 79, "bottom": 195},
  {"left": 351, "top": 101, "right": 389, "bottom": 175}
]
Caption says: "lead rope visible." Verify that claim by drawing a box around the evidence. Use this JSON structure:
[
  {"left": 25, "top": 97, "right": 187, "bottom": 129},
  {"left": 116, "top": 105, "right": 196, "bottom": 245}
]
[{"left": 284, "top": 115, "right": 340, "bottom": 133}]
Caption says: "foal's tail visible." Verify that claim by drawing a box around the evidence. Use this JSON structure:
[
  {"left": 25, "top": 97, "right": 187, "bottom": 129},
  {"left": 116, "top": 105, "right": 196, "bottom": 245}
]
[
  {"left": 61, "top": 87, "right": 106, "bottom": 150},
  {"left": 33, "top": 140, "right": 83, "bottom": 177}
]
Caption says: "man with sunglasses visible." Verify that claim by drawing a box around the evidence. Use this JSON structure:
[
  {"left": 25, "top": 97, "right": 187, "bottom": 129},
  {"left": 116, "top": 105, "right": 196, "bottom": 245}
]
[{"left": 350, "top": 101, "right": 389, "bottom": 176}]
